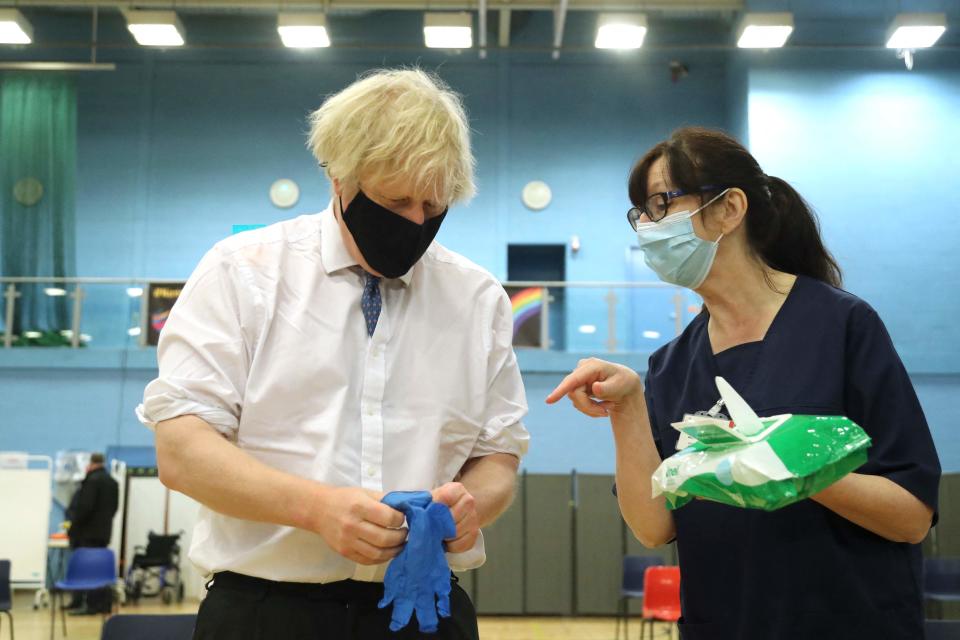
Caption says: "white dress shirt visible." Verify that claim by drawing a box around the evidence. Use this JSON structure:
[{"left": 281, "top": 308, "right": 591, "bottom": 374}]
[{"left": 137, "top": 204, "right": 530, "bottom": 583}]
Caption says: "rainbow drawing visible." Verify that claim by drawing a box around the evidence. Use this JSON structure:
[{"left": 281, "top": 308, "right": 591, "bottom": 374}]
[
  {"left": 510, "top": 287, "right": 543, "bottom": 333},
  {"left": 151, "top": 309, "right": 171, "bottom": 333}
]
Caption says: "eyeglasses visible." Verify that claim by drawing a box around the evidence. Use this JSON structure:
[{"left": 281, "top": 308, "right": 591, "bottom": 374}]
[{"left": 627, "top": 185, "right": 724, "bottom": 230}]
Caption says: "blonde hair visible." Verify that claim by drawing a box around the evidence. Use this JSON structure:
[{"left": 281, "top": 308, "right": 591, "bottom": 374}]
[{"left": 307, "top": 68, "right": 476, "bottom": 206}]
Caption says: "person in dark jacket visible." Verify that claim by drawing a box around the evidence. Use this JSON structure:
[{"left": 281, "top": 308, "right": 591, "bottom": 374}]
[{"left": 65, "top": 452, "right": 119, "bottom": 614}]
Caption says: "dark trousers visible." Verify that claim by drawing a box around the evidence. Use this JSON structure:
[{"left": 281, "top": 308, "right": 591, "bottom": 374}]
[
  {"left": 193, "top": 571, "right": 480, "bottom": 640},
  {"left": 67, "top": 542, "right": 113, "bottom": 613},
  {"left": 82, "top": 587, "right": 114, "bottom": 613}
]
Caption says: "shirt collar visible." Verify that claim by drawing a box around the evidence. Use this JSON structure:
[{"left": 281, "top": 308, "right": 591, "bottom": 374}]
[{"left": 320, "top": 200, "right": 414, "bottom": 287}]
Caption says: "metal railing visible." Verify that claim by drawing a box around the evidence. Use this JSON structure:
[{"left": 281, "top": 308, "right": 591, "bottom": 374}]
[
  {"left": 1, "top": 276, "right": 689, "bottom": 351},
  {"left": 502, "top": 280, "right": 685, "bottom": 351},
  {"left": 1, "top": 277, "right": 184, "bottom": 349}
]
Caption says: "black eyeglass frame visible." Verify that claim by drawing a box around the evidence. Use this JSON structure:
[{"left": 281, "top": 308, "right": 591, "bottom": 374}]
[{"left": 627, "top": 184, "right": 725, "bottom": 230}]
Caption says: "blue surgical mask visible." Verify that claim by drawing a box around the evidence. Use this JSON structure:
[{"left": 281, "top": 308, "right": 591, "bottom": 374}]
[{"left": 634, "top": 189, "right": 729, "bottom": 289}]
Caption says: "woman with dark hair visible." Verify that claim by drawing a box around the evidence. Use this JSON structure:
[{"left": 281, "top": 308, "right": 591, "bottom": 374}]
[{"left": 547, "top": 127, "right": 940, "bottom": 639}]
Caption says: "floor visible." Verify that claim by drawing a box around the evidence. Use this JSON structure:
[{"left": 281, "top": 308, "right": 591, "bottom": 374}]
[{"left": 4, "top": 592, "right": 679, "bottom": 640}]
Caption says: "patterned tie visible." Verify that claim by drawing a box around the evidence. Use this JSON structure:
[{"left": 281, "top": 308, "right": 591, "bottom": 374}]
[{"left": 361, "top": 273, "right": 382, "bottom": 337}]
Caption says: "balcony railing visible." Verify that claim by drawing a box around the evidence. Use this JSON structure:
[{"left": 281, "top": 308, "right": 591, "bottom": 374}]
[{"left": 1, "top": 277, "right": 699, "bottom": 353}]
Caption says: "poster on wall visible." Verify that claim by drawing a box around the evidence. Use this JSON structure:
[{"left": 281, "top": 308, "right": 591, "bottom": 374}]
[
  {"left": 505, "top": 286, "right": 546, "bottom": 348},
  {"left": 144, "top": 283, "right": 186, "bottom": 347}
]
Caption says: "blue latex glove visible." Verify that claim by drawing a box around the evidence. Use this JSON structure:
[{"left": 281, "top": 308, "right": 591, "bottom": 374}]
[{"left": 378, "top": 491, "right": 457, "bottom": 633}]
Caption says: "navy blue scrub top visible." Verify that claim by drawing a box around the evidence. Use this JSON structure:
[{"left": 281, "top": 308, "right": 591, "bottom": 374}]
[{"left": 644, "top": 275, "right": 941, "bottom": 640}]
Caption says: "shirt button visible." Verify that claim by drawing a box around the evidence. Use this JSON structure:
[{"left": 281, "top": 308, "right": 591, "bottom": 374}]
[
  {"left": 367, "top": 467, "right": 376, "bottom": 477},
  {"left": 366, "top": 407, "right": 375, "bottom": 416}
]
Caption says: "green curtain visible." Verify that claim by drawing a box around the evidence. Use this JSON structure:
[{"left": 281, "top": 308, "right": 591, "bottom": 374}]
[{"left": 0, "top": 73, "right": 77, "bottom": 338}]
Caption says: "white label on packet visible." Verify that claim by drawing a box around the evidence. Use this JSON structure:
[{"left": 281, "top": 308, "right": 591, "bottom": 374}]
[{"left": 676, "top": 432, "right": 697, "bottom": 450}]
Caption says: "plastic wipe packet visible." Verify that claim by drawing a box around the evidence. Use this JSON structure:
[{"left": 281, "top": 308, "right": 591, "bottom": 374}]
[{"left": 651, "top": 377, "right": 872, "bottom": 511}]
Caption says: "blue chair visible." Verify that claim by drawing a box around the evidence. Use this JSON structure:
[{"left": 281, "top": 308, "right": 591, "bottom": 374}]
[
  {"left": 925, "top": 557, "right": 960, "bottom": 621},
  {"left": 50, "top": 548, "right": 116, "bottom": 639},
  {"left": 101, "top": 614, "right": 197, "bottom": 640},
  {"left": 615, "top": 555, "right": 663, "bottom": 640},
  {"left": 926, "top": 558, "right": 960, "bottom": 602},
  {"left": 0, "top": 559, "right": 14, "bottom": 640},
  {"left": 925, "top": 619, "right": 960, "bottom": 640}
]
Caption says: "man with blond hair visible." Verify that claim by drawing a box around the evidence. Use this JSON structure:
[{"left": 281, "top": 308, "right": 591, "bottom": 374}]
[{"left": 138, "top": 69, "right": 529, "bottom": 639}]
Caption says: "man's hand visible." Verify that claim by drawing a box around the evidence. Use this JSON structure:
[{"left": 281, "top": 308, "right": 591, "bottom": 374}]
[
  {"left": 431, "top": 482, "right": 479, "bottom": 553},
  {"left": 312, "top": 487, "right": 408, "bottom": 565}
]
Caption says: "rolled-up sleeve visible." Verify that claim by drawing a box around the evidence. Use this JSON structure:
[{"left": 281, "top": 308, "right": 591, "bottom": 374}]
[
  {"left": 136, "top": 246, "right": 260, "bottom": 439},
  {"left": 844, "top": 305, "right": 941, "bottom": 519},
  {"left": 469, "top": 287, "right": 530, "bottom": 460}
]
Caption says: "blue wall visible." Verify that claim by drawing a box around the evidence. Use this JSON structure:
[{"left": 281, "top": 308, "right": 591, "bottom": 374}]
[
  {"left": 0, "top": 9, "right": 729, "bottom": 355},
  {"left": 2, "top": 13, "right": 959, "bottom": 477},
  {"left": 1, "top": 356, "right": 957, "bottom": 475},
  {"left": 746, "top": 53, "right": 960, "bottom": 373},
  {"left": 68, "top": 46, "right": 731, "bottom": 353}
]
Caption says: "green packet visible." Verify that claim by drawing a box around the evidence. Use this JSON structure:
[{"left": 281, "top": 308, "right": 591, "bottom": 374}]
[{"left": 651, "top": 377, "right": 872, "bottom": 511}]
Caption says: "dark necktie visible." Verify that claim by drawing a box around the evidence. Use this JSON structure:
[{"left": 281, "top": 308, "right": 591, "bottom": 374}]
[{"left": 361, "top": 273, "right": 381, "bottom": 337}]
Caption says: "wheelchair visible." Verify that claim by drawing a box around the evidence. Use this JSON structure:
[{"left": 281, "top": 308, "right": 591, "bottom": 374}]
[{"left": 124, "top": 531, "right": 185, "bottom": 605}]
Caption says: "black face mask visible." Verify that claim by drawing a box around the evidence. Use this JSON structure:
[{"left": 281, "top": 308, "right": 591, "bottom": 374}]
[{"left": 339, "top": 190, "right": 447, "bottom": 279}]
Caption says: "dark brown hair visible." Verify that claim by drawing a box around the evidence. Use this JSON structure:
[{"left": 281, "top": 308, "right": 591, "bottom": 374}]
[{"left": 629, "top": 126, "right": 842, "bottom": 287}]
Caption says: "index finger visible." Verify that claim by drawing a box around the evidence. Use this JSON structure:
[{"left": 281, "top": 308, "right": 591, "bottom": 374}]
[
  {"left": 364, "top": 501, "right": 406, "bottom": 529},
  {"left": 546, "top": 365, "right": 600, "bottom": 404}
]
